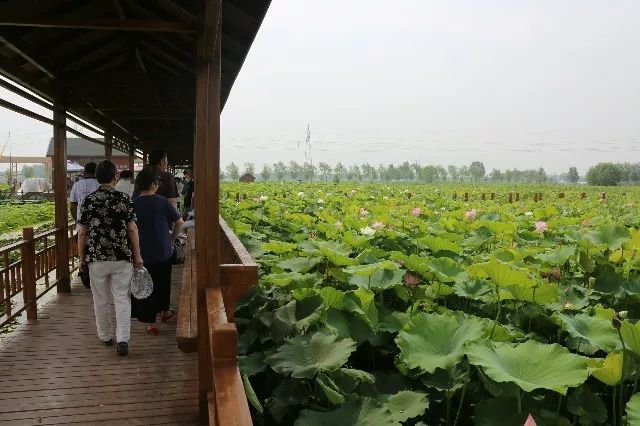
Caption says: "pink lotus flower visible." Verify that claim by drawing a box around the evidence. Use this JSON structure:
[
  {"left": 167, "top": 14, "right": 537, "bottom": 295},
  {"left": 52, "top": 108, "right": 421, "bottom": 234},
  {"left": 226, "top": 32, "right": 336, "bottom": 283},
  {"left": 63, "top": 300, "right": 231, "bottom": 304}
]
[
  {"left": 359, "top": 208, "right": 369, "bottom": 218},
  {"left": 581, "top": 219, "right": 589, "bottom": 227},
  {"left": 411, "top": 207, "right": 422, "bottom": 217},
  {"left": 534, "top": 221, "right": 548, "bottom": 233},
  {"left": 403, "top": 273, "right": 421, "bottom": 287},
  {"left": 524, "top": 414, "right": 537, "bottom": 426},
  {"left": 464, "top": 209, "right": 478, "bottom": 220},
  {"left": 371, "top": 221, "right": 385, "bottom": 230}
]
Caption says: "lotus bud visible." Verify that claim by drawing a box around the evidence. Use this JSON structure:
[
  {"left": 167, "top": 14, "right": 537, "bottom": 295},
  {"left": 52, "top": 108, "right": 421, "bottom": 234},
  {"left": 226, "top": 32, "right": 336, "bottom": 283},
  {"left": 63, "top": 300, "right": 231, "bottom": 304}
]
[
  {"left": 588, "top": 277, "right": 596, "bottom": 288},
  {"left": 612, "top": 315, "right": 622, "bottom": 329},
  {"left": 618, "top": 311, "right": 629, "bottom": 319}
]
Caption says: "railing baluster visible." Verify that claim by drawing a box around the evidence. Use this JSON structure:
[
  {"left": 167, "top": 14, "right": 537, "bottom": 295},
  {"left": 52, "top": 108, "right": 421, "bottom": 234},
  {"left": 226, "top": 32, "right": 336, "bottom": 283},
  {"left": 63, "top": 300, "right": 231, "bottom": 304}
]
[{"left": 21, "top": 228, "right": 37, "bottom": 320}]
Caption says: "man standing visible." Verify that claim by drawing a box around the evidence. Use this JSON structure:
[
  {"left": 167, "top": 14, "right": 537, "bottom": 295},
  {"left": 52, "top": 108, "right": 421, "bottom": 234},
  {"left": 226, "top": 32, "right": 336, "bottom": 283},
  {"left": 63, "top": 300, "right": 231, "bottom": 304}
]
[
  {"left": 69, "top": 162, "right": 98, "bottom": 222},
  {"left": 181, "top": 168, "right": 194, "bottom": 216},
  {"left": 78, "top": 160, "right": 143, "bottom": 356},
  {"left": 70, "top": 162, "right": 98, "bottom": 289},
  {"left": 147, "top": 149, "right": 178, "bottom": 209},
  {"left": 115, "top": 169, "right": 134, "bottom": 197}
]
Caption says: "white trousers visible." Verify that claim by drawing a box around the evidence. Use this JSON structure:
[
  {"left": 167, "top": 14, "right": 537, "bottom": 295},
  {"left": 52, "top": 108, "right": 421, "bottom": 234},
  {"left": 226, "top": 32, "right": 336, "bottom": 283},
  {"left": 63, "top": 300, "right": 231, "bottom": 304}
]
[{"left": 88, "top": 260, "right": 133, "bottom": 343}]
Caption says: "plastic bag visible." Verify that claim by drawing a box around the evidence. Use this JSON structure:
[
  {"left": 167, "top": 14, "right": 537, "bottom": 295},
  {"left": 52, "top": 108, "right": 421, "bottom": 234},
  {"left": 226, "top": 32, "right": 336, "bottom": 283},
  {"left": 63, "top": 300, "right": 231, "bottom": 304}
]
[
  {"left": 173, "top": 240, "right": 185, "bottom": 265},
  {"left": 131, "top": 267, "right": 153, "bottom": 299}
]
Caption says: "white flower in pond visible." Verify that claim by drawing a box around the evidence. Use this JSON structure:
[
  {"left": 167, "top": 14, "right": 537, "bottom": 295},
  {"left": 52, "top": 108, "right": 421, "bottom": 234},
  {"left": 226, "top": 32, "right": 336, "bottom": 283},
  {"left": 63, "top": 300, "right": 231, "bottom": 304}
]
[
  {"left": 524, "top": 211, "right": 533, "bottom": 216},
  {"left": 334, "top": 221, "right": 343, "bottom": 229},
  {"left": 317, "top": 198, "right": 325, "bottom": 204},
  {"left": 440, "top": 207, "right": 446, "bottom": 211},
  {"left": 297, "top": 191, "right": 305, "bottom": 197},
  {"left": 259, "top": 195, "right": 268, "bottom": 201},
  {"left": 359, "top": 208, "right": 369, "bottom": 218},
  {"left": 383, "top": 196, "right": 389, "bottom": 200},
  {"left": 326, "top": 192, "right": 333, "bottom": 197},
  {"left": 360, "top": 226, "right": 376, "bottom": 236}
]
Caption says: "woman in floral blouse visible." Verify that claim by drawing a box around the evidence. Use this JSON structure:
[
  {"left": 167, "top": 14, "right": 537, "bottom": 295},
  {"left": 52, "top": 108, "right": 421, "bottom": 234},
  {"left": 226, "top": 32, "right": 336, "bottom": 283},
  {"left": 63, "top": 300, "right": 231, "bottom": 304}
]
[{"left": 78, "top": 160, "right": 143, "bottom": 356}]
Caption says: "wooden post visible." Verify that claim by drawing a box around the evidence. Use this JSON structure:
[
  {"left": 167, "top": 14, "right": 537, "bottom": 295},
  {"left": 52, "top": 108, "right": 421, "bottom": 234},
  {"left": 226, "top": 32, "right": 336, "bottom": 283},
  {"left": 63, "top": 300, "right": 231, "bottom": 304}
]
[
  {"left": 490, "top": 193, "right": 495, "bottom": 200},
  {"left": 143, "top": 152, "right": 148, "bottom": 166},
  {"left": 128, "top": 147, "right": 135, "bottom": 172},
  {"left": 21, "top": 227, "right": 37, "bottom": 320},
  {"left": 464, "top": 192, "right": 468, "bottom": 202},
  {"left": 481, "top": 193, "right": 486, "bottom": 201},
  {"left": 515, "top": 192, "right": 520, "bottom": 202},
  {"left": 558, "top": 192, "right": 564, "bottom": 199},
  {"left": 104, "top": 122, "right": 113, "bottom": 161},
  {"left": 452, "top": 193, "right": 457, "bottom": 200},
  {"left": 508, "top": 193, "right": 513, "bottom": 203},
  {"left": 53, "top": 103, "right": 70, "bottom": 293},
  {"left": 194, "top": 0, "right": 222, "bottom": 419},
  {"left": 534, "top": 193, "right": 538, "bottom": 202},
  {"left": 581, "top": 192, "right": 586, "bottom": 199},
  {"left": 601, "top": 192, "right": 606, "bottom": 200}
]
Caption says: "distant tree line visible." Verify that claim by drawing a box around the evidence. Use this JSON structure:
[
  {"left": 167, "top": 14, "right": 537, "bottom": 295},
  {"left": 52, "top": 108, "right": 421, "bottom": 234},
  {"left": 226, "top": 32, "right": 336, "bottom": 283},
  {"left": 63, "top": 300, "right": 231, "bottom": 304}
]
[
  {"left": 585, "top": 162, "right": 640, "bottom": 186},
  {"left": 221, "top": 161, "right": 555, "bottom": 183}
]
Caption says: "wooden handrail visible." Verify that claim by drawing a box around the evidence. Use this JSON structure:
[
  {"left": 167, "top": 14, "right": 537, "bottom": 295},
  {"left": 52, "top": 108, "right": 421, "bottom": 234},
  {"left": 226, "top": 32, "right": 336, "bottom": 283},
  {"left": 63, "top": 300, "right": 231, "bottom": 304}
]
[
  {"left": 176, "top": 219, "right": 258, "bottom": 424},
  {"left": 0, "top": 224, "right": 78, "bottom": 327}
]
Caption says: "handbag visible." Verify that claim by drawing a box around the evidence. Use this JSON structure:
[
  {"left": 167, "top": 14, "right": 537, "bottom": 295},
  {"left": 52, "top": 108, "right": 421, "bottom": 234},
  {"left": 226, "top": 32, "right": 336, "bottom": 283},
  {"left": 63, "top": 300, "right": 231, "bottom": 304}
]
[
  {"left": 173, "top": 240, "right": 185, "bottom": 265},
  {"left": 131, "top": 267, "right": 153, "bottom": 299}
]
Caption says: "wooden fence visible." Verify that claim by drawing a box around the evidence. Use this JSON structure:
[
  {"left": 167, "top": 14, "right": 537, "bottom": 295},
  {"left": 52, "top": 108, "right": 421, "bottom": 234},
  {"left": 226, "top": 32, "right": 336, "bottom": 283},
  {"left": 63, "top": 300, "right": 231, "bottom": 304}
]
[
  {"left": 177, "top": 217, "right": 258, "bottom": 425},
  {"left": 0, "top": 224, "right": 77, "bottom": 326}
]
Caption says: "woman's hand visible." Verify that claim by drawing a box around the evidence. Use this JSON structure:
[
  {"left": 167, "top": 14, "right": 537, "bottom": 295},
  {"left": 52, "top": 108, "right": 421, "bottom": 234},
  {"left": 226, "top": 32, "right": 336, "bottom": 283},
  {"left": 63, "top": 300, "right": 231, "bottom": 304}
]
[{"left": 133, "top": 254, "right": 144, "bottom": 269}]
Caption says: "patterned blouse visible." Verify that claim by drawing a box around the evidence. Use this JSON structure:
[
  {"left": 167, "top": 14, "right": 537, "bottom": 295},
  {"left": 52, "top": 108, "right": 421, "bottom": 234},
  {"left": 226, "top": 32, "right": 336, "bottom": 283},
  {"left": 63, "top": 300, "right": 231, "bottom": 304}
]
[{"left": 78, "top": 185, "right": 137, "bottom": 262}]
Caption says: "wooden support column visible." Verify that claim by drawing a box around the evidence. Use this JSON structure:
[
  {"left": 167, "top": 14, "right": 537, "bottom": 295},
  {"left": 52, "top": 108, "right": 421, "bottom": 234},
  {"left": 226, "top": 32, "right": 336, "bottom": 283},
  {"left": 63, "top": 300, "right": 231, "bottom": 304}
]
[
  {"left": 128, "top": 147, "right": 135, "bottom": 171},
  {"left": 104, "top": 122, "right": 113, "bottom": 161},
  {"left": 53, "top": 103, "right": 70, "bottom": 292},
  {"left": 143, "top": 152, "right": 148, "bottom": 166},
  {"left": 194, "top": 0, "right": 221, "bottom": 421}
]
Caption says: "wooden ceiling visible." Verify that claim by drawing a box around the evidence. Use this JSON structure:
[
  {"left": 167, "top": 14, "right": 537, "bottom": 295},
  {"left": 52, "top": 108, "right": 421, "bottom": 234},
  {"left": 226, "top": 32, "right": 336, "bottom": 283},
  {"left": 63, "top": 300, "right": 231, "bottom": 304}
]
[{"left": 0, "top": 0, "right": 271, "bottom": 163}]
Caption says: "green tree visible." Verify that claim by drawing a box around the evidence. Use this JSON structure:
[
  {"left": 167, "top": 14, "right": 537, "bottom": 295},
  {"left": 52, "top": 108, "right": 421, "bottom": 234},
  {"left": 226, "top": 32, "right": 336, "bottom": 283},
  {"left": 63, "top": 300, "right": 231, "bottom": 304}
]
[
  {"left": 469, "top": 161, "right": 485, "bottom": 181},
  {"left": 490, "top": 168, "right": 502, "bottom": 182},
  {"left": 22, "top": 165, "right": 35, "bottom": 179},
  {"left": 586, "top": 163, "right": 623, "bottom": 186},
  {"left": 566, "top": 167, "right": 579, "bottom": 183},
  {"left": 289, "top": 161, "right": 302, "bottom": 181},
  {"left": 334, "top": 162, "right": 347, "bottom": 180},
  {"left": 243, "top": 162, "right": 255, "bottom": 175},
  {"left": 348, "top": 164, "right": 362, "bottom": 181},
  {"left": 273, "top": 161, "right": 287, "bottom": 181},
  {"left": 447, "top": 165, "right": 458, "bottom": 181},
  {"left": 226, "top": 162, "right": 239, "bottom": 181},
  {"left": 302, "top": 162, "right": 316, "bottom": 181},
  {"left": 260, "top": 164, "right": 272, "bottom": 181},
  {"left": 318, "top": 162, "right": 332, "bottom": 181}
]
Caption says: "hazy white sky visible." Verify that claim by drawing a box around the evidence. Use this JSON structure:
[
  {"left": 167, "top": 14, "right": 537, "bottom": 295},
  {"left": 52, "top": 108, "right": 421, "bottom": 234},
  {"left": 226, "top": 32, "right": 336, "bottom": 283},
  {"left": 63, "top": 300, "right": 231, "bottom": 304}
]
[{"left": 1, "top": 0, "right": 639, "bottom": 174}]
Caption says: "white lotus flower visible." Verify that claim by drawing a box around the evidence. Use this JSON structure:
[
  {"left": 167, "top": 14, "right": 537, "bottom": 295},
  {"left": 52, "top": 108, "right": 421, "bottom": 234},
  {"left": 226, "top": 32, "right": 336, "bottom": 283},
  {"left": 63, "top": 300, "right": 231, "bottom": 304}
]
[
  {"left": 360, "top": 226, "right": 376, "bottom": 236},
  {"left": 259, "top": 195, "right": 268, "bottom": 201},
  {"left": 524, "top": 211, "right": 533, "bottom": 216},
  {"left": 317, "top": 199, "right": 325, "bottom": 204},
  {"left": 297, "top": 191, "right": 305, "bottom": 197}
]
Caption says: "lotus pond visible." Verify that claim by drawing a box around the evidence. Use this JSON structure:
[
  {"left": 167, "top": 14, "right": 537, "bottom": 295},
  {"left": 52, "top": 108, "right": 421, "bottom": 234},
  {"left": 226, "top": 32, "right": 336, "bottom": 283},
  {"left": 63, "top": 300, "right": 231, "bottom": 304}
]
[{"left": 221, "top": 183, "right": 640, "bottom": 425}]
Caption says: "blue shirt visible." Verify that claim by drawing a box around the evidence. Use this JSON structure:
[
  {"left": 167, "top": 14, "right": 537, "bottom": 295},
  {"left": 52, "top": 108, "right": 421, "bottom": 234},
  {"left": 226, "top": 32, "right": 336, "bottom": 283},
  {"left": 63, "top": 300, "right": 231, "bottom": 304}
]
[{"left": 133, "top": 194, "right": 180, "bottom": 265}]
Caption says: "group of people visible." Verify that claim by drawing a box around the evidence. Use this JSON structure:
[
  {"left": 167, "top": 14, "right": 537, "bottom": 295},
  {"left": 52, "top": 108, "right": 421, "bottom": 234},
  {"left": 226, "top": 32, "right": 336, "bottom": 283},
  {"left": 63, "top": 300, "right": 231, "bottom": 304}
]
[{"left": 70, "top": 150, "right": 194, "bottom": 356}]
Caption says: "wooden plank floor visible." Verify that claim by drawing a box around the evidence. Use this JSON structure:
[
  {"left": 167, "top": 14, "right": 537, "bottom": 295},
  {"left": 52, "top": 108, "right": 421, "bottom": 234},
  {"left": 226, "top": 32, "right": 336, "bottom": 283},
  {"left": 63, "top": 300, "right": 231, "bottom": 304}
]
[{"left": 0, "top": 267, "right": 198, "bottom": 425}]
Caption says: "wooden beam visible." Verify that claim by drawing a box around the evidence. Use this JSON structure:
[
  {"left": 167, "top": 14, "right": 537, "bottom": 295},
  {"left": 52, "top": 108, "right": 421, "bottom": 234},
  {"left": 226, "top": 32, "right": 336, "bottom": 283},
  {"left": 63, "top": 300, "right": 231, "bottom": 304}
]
[
  {"left": 194, "top": 0, "right": 221, "bottom": 420},
  {"left": 53, "top": 103, "right": 70, "bottom": 293},
  {"left": 104, "top": 121, "right": 113, "bottom": 161},
  {"left": 0, "top": 98, "right": 55, "bottom": 125},
  {"left": 0, "top": 17, "right": 197, "bottom": 33}
]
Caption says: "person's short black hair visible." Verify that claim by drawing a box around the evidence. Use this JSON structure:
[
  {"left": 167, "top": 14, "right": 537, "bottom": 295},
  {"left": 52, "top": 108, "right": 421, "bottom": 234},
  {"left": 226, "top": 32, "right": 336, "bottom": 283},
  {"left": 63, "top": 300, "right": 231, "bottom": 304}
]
[
  {"left": 148, "top": 149, "right": 167, "bottom": 167},
  {"left": 95, "top": 160, "right": 117, "bottom": 184},
  {"left": 135, "top": 167, "right": 158, "bottom": 192},
  {"left": 84, "top": 162, "right": 97, "bottom": 175},
  {"left": 119, "top": 169, "right": 133, "bottom": 179}
]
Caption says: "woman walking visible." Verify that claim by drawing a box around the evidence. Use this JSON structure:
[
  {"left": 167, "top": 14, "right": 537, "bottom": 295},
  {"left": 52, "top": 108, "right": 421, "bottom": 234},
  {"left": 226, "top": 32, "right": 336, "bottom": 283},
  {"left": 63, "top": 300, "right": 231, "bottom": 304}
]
[
  {"left": 77, "top": 160, "right": 143, "bottom": 356},
  {"left": 132, "top": 168, "right": 184, "bottom": 334}
]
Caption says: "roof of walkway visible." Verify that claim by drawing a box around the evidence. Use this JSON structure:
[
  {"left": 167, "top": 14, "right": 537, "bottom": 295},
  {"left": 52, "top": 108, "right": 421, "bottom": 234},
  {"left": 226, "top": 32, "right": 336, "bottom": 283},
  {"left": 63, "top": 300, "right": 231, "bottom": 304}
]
[{"left": 0, "top": 0, "right": 271, "bottom": 163}]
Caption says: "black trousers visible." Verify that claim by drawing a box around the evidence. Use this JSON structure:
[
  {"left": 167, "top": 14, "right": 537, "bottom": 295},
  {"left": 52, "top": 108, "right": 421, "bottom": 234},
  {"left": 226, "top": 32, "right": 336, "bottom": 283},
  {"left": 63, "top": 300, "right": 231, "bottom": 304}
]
[{"left": 132, "top": 259, "right": 173, "bottom": 323}]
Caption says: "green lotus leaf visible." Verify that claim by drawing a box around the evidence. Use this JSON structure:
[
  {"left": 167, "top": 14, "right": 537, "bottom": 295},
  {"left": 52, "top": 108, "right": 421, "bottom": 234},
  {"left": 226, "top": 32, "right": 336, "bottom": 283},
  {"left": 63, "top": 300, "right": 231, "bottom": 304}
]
[
  {"left": 278, "top": 256, "right": 323, "bottom": 273},
  {"left": 396, "top": 313, "right": 485, "bottom": 374},
  {"left": 567, "top": 385, "right": 607, "bottom": 425},
  {"left": 466, "top": 340, "right": 589, "bottom": 394},
  {"left": 477, "top": 220, "right": 516, "bottom": 235},
  {"left": 506, "top": 281, "right": 558, "bottom": 304},
  {"left": 626, "top": 393, "right": 640, "bottom": 425},
  {"left": 389, "top": 252, "right": 430, "bottom": 275},
  {"left": 535, "top": 245, "right": 576, "bottom": 266},
  {"left": 418, "top": 235, "right": 462, "bottom": 255},
  {"left": 264, "top": 272, "right": 322, "bottom": 288},
  {"left": 295, "top": 398, "right": 397, "bottom": 426},
  {"left": 469, "top": 259, "right": 537, "bottom": 288},
  {"left": 345, "top": 260, "right": 398, "bottom": 277},
  {"left": 428, "top": 258, "right": 465, "bottom": 283},
  {"left": 266, "top": 332, "right": 356, "bottom": 379},
  {"left": 315, "top": 240, "right": 357, "bottom": 266},
  {"left": 379, "top": 310, "right": 411, "bottom": 333},
  {"left": 316, "top": 372, "right": 346, "bottom": 405},
  {"left": 586, "top": 224, "right": 631, "bottom": 251},
  {"left": 556, "top": 313, "right": 620, "bottom": 353},
  {"left": 621, "top": 320, "right": 640, "bottom": 357},
  {"left": 262, "top": 240, "right": 298, "bottom": 254},
  {"left": 384, "top": 390, "right": 429, "bottom": 422},
  {"left": 594, "top": 264, "right": 623, "bottom": 294},
  {"left": 239, "top": 352, "right": 266, "bottom": 377},
  {"left": 343, "top": 288, "right": 378, "bottom": 327},
  {"left": 349, "top": 269, "right": 405, "bottom": 291},
  {"left": 325, "top": 309, "right": 378, "bottom": 346},
  {"left": 272, "top": 295, "right": 325, "bottom": 336},
  {"left": 578, "top": 250, "right": 595, "bottom": 273},
  {"left": 328, "top": 368, "right": 375, "bottom": 394},
  {"left": 421, "top": 363, "right": 470, "bottom": 395},
  {"left": 587, "top": 352, "right": 623, "bottom": 385},
  {"left": 454, "top": 279, "right": 493, "bottom": 301}
]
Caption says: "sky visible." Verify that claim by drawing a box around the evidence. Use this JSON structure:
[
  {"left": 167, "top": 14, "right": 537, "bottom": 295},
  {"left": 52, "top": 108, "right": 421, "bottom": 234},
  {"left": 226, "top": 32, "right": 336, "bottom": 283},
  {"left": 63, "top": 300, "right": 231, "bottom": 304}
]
[{"left": 1, "top": 0, "right": 639, "bottom": 174}]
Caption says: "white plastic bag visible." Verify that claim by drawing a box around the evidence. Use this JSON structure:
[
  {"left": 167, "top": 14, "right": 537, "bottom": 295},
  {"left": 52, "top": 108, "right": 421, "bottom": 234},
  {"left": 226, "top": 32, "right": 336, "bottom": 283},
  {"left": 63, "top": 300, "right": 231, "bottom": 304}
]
[{"left": 131, "top": 267, "right": 153, "bottom": 299}]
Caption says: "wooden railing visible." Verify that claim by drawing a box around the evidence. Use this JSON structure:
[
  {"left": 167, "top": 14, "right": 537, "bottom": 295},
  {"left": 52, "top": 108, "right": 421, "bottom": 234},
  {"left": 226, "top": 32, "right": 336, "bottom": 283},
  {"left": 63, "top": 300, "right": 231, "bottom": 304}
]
[
  {"left": 0, "top": 224, "right": 77, "bottom": 327},
  {"left": 176, "top": 217, "right": 258, "bottom": 425}
]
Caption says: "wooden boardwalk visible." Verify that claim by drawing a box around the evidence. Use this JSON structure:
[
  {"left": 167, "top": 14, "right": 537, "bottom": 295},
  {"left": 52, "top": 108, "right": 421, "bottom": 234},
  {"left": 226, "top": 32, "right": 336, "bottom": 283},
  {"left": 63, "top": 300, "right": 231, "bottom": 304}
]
[{"left": 0, "top": 268, "right": 198, "bottom": 425}]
